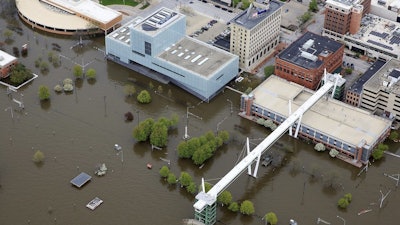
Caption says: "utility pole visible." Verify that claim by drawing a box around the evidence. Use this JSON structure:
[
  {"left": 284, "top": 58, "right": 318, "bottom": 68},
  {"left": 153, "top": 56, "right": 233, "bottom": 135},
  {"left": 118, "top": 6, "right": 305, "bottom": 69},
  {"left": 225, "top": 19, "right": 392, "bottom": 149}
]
[
  {"left": 227, "top": 99, "right": 233, "bottom": 115},
  {"left": 183, "top": 106, "right": 202, "bottom": 140}
]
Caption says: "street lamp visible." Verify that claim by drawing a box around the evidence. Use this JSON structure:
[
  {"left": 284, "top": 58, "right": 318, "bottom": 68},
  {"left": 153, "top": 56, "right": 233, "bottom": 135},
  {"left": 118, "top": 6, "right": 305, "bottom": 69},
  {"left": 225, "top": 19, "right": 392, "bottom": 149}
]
[
  {"left": 336, "top": 215, "right": 345, "bottom": 225},
  {"left": 216, "top": 116, "right": 228, "bottom": 134},
  {"left": 136, "top": 110, "right": 140, "bottom": 126},
  {"left": 227, "top": 99, "right": 233, "bottom": 115},
  {"left": 184, "top": 106, "right": 194, "bottom": 140},
  {"left": 5, "top": 106, "right": 13, "bottom": 119}
]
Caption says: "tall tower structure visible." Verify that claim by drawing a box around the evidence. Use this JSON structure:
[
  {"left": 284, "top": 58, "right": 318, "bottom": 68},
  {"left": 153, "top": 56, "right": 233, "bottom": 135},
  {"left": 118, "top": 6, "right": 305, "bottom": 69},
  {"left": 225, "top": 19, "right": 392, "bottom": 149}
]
[{"left": 229, "top": 0, "right": 283, "bottom": 71}]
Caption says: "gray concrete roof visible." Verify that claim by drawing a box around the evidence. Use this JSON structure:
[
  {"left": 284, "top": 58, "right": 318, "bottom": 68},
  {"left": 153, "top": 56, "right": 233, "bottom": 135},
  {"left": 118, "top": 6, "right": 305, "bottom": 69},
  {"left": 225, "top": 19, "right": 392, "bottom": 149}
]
[
  {"left": 363, "top": 58, "right": 400, "bottom": 95},
  {"left": 158, "top": 37, "right": 236, "bottom": 78},
  {"left": 252, "top": 75, "right": 391, "bottom": 147},
  {"left": 348, "top": 59, "right": 386, "bottom": 94}
]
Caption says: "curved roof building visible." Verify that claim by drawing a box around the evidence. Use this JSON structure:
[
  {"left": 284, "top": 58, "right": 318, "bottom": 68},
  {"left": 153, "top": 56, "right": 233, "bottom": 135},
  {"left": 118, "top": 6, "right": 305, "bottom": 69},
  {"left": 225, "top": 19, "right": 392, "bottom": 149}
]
[{"left": 16, "top": 0, "right": 122, "bottom": 35}]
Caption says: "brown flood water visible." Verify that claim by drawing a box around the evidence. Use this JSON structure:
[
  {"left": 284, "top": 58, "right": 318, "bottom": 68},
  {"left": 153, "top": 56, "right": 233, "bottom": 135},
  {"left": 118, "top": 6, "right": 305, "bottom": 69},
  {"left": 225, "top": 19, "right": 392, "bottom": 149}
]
[{"left": 1, "top": 5, "right": 400, "bottom": 225}]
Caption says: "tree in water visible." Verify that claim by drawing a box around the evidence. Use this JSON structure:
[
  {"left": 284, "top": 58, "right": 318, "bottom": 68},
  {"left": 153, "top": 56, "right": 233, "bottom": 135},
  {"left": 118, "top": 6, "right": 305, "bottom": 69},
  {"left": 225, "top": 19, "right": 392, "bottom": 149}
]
[{"left": 264, "top": 212, "right": 278, "bottom": 225}]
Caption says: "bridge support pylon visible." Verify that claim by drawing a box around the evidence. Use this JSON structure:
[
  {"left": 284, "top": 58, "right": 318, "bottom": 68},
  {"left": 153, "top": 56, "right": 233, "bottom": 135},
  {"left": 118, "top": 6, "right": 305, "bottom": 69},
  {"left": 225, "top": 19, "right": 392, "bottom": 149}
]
[{"left": 194, "top": 201, "right": 216, "bottom": 225}]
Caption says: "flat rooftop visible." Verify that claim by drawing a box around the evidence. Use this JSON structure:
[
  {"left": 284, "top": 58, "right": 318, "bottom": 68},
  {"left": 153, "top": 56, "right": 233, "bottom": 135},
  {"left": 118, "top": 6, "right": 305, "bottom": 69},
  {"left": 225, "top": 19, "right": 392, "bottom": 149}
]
[
  {"left": 364, "top": 58, "right": 400, "bottom": 95},
  {"left": 134, "top": 8, "right": 180, "bottom": 36},
  {"left": 16, "top": 0, "right": 90, "bottom": 29},
  {"left": 0, "top": 50, "right": 17, "bottom": 67},
  {"left": 231, "top": 0, "right": 283, "bottom": 30},
  {"left": 325, "top": 0, "right": 360, "bottom": 8},
  {"left": 346, "top": 14, "right": 400, "bottom": 57},
  {"left": 252, "top": 75, "right": 391, "bottom": 147},
  {"left": 278, "top": 31, "right": 343, "bottom": 69},
  {"left": 348, "top": 59, "right": 386, "bottom": 94},
  {"left": 70, "top": 172, "right": 92, "bottom": 188},
  {"left": 44, "top": 0, "right": 121, "bottom": 24},
  {"left": 158, "top": 37, "right": 236, "bottom": 78},
  {"left": 108, "top": 17, "right": 144, "bottom": 45}
]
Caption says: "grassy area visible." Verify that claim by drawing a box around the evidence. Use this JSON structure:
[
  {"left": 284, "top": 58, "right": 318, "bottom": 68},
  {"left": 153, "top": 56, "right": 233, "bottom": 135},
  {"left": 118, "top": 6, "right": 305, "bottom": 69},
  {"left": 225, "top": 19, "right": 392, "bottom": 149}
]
[{"left": 100, "top": 0, "right": 139, "bottom": 7}]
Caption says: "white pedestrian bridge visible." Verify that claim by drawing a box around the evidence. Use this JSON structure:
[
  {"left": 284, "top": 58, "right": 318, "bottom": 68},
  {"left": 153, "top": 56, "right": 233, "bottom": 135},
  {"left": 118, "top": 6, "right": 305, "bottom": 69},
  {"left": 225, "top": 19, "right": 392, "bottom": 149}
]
[{"left": 193, "top": 77, "right": 336, "bottom": 224}]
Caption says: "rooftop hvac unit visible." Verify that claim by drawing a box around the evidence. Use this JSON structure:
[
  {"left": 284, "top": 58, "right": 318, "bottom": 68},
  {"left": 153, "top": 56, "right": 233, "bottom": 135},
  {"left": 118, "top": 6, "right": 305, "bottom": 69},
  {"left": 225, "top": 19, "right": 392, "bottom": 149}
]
[
  {"left": 300, "top": 51, "right": 318, "bottom": 62},
  {"left": 302, "top": 39, "right": 314, "bottom": 50}
]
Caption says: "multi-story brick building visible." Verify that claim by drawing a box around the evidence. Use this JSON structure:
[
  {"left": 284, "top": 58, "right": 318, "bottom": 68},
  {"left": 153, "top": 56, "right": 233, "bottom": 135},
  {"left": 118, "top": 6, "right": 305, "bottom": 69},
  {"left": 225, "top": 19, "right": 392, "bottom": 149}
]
[
  {"left": 324, "top": 0, "right": 371, "bottom": 38},
  {"left": 275, "top": 32, "right": 344, "bottom": 90},
  {"left": 229, "top": 0, "right": 283, "bottom": 71}
]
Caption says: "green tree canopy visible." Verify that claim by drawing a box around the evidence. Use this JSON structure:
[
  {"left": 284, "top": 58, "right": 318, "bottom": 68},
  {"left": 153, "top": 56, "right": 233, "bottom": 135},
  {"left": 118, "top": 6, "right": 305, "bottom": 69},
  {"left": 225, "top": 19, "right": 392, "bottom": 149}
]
[
  {"left": 265, "top": 212, "right": 278, "bottom": 225},
  {"left": 38, "top": 85, "right": 50, "bottom": 101},
  {"left": 133, "top": 118, "right": 155, "bottom": 142},
  {"left": 217, "top": 190, "right": 232, "bottom": 206},
  {"left": 264, "top": 65, "right": 275, "bottom": 78},
  {"left": 372, "top": 143, "right": 388, "bottom": 161},
  {"left": 149, "top": 123, "right": 168, "bottom": 147},
  {"left": 167, "top": 172, "right": 177, "bottom": 185},
  {"left": 137, "top": 90, "right": 152, "bottom": 103},
  {"left": 33, "top": 150, "right": 45, "bottom": 163},
  {"left": 344, "top": 193, "right": 352, "bottom": 202},
  {"left": 228, "top": 202, "right": 239, "bottom": 212},
  {"left": 179, "top": 172, "right": 193, "bottom": 187},
  {"left": 186, "top": 181, "right": 197, "bottom": 194},
  {"left": 159, "top": 165, "right": 170, "bottom": 178},
  {"left": 299, "top": 11, "right": 312, "bottom": 24},
  {"left": 73, "top": 65, "right": 83, "bottom": 78},
  {"left": 218, "top": 130, "right": 229, "bottom": 143},
  {"left": 86, "top": 68, "right": 96, "bottom": 80},
  {"left": 309, "top": 0, "right": 318, "bottom": 12},
  {"left": 389, "top": 130, "right": 399, "bottom": 141},
  {"left": 338, "top": 197, "right": 349, "bottom": 209},
  {"left": 240, "top": 200, "right": 255, "bottom": 215},
  {"left": 9, "top": 63, "right": 33, "bottom": 85}
]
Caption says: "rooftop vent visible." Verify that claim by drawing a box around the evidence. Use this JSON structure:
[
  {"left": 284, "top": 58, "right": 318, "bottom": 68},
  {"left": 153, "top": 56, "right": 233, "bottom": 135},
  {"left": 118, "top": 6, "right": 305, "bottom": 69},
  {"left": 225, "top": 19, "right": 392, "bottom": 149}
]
[{"left": 302, "top": 39, "right": 314, "bottom": 50}]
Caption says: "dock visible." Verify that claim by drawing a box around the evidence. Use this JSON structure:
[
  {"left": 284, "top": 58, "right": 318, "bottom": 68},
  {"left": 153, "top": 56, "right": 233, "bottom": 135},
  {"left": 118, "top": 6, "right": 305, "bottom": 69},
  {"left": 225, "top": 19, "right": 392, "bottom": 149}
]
[{"left": 86, "top": 197, "right": 103, "bottom": 210}]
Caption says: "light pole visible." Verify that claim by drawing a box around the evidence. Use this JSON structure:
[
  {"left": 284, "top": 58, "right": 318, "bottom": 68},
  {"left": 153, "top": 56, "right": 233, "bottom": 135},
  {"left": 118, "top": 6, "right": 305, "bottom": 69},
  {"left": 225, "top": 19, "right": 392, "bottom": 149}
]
[
  {"left": 227, "top": 99, "right": 233, "bottom": 115},
  {"left": 336, "top": 215, "right": 345, "bottom": 225},
  {"left": 136, "top": 110, "right": 140, "bottom": 126},
  {"left": 5, "top": 106, "right": 13, "bottom": 119},
  {"left": 216, "top": 116, "right": 228, "bottom": 134},
  {"left": 184, "top": 106, "right": 194, "bottom": 140}
]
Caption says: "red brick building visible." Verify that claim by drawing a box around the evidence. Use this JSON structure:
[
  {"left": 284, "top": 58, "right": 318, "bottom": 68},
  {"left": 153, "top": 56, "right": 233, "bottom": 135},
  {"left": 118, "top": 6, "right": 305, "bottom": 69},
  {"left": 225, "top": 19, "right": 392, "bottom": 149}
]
[
  {"left": 324, "top": 0, "right": 371, "bottom": 36},
  {"left": 275, "top": 32, "right": 344, "bottom": 90},
  {"left": 0, "top": 50, "right": 18, "bottom": 78}
]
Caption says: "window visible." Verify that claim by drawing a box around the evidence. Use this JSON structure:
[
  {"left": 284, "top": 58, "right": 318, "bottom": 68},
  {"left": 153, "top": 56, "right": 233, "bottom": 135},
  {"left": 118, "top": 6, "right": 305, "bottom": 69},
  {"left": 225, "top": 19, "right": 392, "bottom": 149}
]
[{"left": 145, "top": 42, "right": 151, "bottom": 55}]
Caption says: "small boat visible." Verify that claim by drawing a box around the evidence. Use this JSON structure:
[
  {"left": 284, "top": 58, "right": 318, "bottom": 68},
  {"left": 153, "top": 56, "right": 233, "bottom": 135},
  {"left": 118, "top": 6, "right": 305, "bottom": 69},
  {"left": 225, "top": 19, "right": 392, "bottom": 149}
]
[
  {"left": 86, "top": 197, "right": 103, "bottom": 210},
  {"left": 358, "top": 209, "right": 372, "bottom": 216},
  {"left": 147, "top": 163, "right": 152, "bottom": 169}
]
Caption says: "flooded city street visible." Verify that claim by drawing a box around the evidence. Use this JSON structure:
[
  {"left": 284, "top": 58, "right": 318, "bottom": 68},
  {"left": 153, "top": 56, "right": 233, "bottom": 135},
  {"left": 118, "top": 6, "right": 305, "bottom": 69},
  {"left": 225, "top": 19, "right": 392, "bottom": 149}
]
[{"left": 1, "top": 3, "right": 400, "bottom": 225}]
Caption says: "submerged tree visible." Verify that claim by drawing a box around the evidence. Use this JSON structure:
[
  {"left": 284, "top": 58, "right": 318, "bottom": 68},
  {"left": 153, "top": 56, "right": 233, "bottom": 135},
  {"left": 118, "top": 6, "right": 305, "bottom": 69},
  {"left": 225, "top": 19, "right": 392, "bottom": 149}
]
[
  {"left": 38, "top": 85, "right": 50, "bottom": 101},
  {"left": 33, "top": 150, "right": 45, "bottom": 163},
  {"left": 264, "top": 212, "right": 278, "bottom": 225}
]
